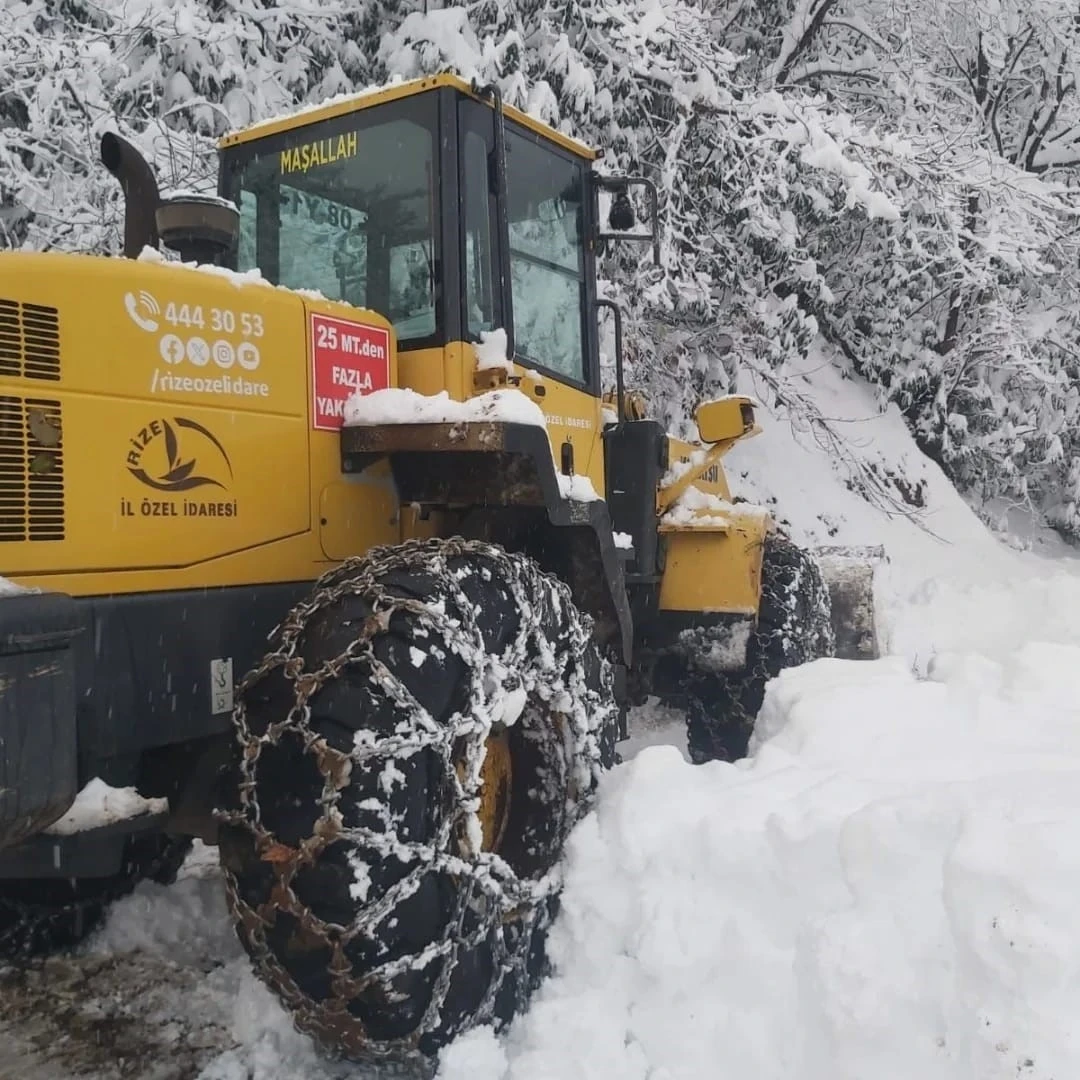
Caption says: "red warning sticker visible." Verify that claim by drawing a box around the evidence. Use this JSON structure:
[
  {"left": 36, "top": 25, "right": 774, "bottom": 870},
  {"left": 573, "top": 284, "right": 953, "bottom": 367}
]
[{"left": 310, "top": 312, "right": 390, "bottom": 431}]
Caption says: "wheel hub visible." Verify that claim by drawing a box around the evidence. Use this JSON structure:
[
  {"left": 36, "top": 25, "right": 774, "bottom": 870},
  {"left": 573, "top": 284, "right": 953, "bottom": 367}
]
[{"left": 477, "top": 730, "right": 512, "bottom": 852}]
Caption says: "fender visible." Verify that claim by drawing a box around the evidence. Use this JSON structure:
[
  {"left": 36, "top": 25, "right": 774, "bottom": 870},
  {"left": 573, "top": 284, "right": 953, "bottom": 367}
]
[{"left": 341, "top": 420, "right": 633, "bottom": 668}]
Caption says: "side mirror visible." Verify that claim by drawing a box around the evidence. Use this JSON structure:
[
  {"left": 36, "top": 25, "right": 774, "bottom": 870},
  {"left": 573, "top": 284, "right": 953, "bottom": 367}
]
[
  {"left": 592, "top": 174, "right": 660, "bottom": 264},
  {"left": 695, "top": 395, "right": 758, "bottom": 445},
  {"left": 608, "top": 188, "right": 636, "bottom": 231}
]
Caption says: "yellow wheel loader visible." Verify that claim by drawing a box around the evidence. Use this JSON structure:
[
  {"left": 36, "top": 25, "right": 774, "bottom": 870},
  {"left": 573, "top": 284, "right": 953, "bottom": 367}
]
[{"left": 0, "top": 74, "right": 881, "bottom": 1067}]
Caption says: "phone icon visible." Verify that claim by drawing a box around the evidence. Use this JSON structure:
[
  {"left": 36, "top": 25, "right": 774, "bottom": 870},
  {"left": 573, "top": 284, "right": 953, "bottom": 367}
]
[{"left": 124, "top": 290, "right": 161, "bottom": 332}]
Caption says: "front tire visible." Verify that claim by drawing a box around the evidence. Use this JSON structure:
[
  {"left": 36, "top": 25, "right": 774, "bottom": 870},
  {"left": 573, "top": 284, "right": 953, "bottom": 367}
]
[
  {"left": 686, "top": 533, "right": 835, "bottom": 763},
  {"left": 218, "top": 537, "right": 616, "bottom": 1067}
]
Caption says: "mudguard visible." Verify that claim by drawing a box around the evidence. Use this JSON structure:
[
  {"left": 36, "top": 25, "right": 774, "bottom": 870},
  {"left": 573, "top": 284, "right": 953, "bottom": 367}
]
[{"left": 340, "top": 419, "right": 634, "bottom": 669}]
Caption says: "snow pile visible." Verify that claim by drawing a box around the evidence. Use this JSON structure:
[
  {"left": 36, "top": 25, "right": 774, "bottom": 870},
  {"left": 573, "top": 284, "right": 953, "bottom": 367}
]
[
  {"left": 0, "top": 576, "right": 27, "bottom": 596},
  {"left": 49, "top": 342, "right": 1080, "bottom": 1080},
  {"left": 556, "top": 474, "right": 600, "bottom": 502},
  {"left": 660, "top": 485, "right": 770, "bottom": 528},
  {"left": 438, "top": 646, "right": 1080, "bottom": 1080},
  {"left": 425, "top": 348, "right": 1080, "bottom": 1080},
  {"left": 44, "top": 779, "right": 167, "bottom": 836},
  {"left": 473, "top": 327, "right": 512, "bottom": 372},
  {"left": 723, "top": 343, "right": 1080, "bottom": 663},
  {"left": 343, "top": 386, "right": 548, "bottom": 429}
]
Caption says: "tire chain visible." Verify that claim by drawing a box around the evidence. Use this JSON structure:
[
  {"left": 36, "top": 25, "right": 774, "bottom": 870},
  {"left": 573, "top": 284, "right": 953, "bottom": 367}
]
[{"left": 218, "top": 536, "right": 612, "bottom": 1069}]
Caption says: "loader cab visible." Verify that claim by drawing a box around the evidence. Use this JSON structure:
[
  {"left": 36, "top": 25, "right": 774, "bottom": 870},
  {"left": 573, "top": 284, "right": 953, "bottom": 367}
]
[{"left": 217, "top": 76, "right": 603, "bottom": 398}]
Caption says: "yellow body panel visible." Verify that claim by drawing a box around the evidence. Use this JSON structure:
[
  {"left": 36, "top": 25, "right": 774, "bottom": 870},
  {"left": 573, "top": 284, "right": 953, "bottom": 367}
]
[
  {"left": 657, "top": 506, "right": 770, "bottom": 615},
  {"left": 400, "top": 343, "right": 472, "bottom": 402},
  {"left": 657, "top": 419, "right": 771, "bottom": 615},
  {"left": 219, "top": 74, "right": 599, "bottom": 163},
  {"left": 664, "top": 435, "right": 734, "bottom": 502},
  {"left": 517, "top": 374, "right": 605, "bottom": 495},
  {"left": 0, "top": 252, "right": 401, "bottom": 596},
  {"left": 0, "top": 251, "right": 609, "bottom": 598}
]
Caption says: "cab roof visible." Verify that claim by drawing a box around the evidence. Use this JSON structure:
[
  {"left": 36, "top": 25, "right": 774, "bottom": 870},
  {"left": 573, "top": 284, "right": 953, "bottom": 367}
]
[{"left": 218, "top": 73, "right": 600, "bottom": 161}]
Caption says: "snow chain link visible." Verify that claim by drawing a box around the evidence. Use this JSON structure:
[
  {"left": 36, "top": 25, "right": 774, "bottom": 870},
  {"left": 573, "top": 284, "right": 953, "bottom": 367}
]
[{"left": 218, "top": 537, "right": 611, "bottom": 1069}]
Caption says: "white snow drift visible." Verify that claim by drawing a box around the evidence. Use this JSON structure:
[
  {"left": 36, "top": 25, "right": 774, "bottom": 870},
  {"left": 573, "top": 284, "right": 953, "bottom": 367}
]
[{"left": 441, "top": 643, "right": 1080, "bottom": 1080}]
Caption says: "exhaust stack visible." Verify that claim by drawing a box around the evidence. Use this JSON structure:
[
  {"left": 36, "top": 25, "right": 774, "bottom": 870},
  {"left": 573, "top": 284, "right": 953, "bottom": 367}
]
[{"left": 100, "top": 132, "right": 161, "bottom": 259}]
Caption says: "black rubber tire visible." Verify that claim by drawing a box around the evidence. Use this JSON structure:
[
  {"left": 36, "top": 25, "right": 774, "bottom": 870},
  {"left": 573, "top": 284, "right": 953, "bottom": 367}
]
[
  {"left": 0, "top": 833, "right": 193, "bottom": 958},
  {"left": 685, "top": 534, "right": 835, "bottom": 764},
  {"left": 217, "top": 537, "right": 616, "bottom": 1068}
]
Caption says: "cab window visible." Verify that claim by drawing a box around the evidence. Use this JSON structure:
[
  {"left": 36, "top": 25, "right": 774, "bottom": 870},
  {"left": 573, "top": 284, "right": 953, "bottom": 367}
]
[
  {"left": 224, "top": 97, "right": 439, "bottom": 349},
  {"left": 504, "top": 128, "right": 587, "bottom": 382}
]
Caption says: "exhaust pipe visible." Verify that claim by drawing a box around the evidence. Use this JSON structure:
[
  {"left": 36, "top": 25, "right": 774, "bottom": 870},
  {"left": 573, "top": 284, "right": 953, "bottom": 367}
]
[{"left": 100, "top": 132, "right": 160, "bottom": 258}]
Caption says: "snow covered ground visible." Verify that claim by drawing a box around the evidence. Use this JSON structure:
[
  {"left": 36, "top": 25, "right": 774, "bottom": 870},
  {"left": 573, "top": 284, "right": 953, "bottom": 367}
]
[{"left": 4, "top": 349, "right": 1080, "bottom": 1080}]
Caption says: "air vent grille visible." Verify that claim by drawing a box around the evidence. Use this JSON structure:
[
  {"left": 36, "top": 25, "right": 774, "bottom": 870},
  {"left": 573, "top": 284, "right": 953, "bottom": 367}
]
[
  {"left": 0, "top": 396, "right": 65, "bottom": 542},
  {"left": 0, "top": 300, "right": 61, "bottom": 380}
]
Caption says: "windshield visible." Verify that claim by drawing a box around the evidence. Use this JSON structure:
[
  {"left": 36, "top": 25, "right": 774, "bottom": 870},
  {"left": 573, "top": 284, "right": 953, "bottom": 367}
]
[{"left": 222, "top": 97, "right": 439, "bottom": 347}]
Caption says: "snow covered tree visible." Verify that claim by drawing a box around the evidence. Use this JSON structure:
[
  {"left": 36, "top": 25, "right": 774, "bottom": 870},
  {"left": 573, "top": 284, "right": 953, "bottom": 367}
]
[{"left": 3, "top": 0, "right": 1080, "bottom": 535}]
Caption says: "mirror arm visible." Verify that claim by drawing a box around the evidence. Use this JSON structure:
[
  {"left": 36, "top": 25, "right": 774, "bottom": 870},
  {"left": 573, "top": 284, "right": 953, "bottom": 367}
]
[{"left": 596, "top": 299, "right": 626, "bottom": 425}]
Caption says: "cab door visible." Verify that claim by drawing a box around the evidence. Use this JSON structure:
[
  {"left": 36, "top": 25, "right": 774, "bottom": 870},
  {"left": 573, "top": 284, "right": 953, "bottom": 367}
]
[{"left": 457, "top": 97, "right": 606, "bottom": 493}]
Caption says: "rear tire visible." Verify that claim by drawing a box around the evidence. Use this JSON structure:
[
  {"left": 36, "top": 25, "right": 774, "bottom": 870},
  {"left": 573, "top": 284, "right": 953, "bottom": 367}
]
[
  {"left": 217, "top": 537, "right": 616, "bottom": 1067},
  {"left": 685, "top": 533, "right": 834, "bottom": 763}
]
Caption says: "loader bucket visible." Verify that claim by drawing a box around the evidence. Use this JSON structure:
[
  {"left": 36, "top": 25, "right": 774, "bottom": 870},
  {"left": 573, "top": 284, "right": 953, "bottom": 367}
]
[{"left": 814, "top": 545, "right": 886, "bottom": 661}]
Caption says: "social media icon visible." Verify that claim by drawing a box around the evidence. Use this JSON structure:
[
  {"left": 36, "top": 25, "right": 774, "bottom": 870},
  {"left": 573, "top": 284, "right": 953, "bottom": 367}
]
[
  {"left": 237, "top": 342, "right": 261, "bottom": 371},
  {"left": 187, "top": 336, "right": 210, "bottom": 367},
  {"left": 213, "top": 340, "right": 235, "bottom": 369},
  {"left": 159, "top": 333, "right": 185, "bottom": 365}
]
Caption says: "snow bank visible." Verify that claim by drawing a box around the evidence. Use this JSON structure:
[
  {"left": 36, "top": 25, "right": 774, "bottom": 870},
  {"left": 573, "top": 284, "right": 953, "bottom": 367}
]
[
  {"left": 75, "top": 337, "right": 1080, "bottom": 1080},
  {"left": 439, "top": 646, "right": 1080, "bottom": 1080},
  {"left": 0, "top": 576, "right": 27, "bottom": 596},
  {"left": 44, "top": 778, "right": 167, "bottom": 836},
  {"left": 726, "top": 343, "right": 1080, "bottom": 665}
]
